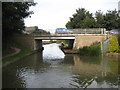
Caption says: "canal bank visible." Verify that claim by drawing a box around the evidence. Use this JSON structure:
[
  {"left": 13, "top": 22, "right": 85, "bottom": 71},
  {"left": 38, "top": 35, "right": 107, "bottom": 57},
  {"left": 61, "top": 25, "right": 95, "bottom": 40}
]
[
  {"left": 62, "top": 48, "right": 120, "bottom": 58},
  {"left": 105, "top": 53, "right": 120, "bottom": 59},
  {"left": 61, "top": 48, "right": 79, "bottom": 54},
  {"left": 2, "top": 44, "right": 37, "bottom": 67}
]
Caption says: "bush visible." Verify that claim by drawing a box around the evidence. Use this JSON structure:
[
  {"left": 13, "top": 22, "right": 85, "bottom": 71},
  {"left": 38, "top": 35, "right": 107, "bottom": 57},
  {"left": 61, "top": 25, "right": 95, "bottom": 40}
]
[
  {"left": 116, "top": 34, "right": 120, "bottom": 46},
  {"left": 79, "top": 44, "right": 101, "bottom": 56},
  {"left": 109, "top": 36, "right": 119, "bottom": 52},
  {"left": 49, "top": 40, "right": 56, "bottom": 43}
]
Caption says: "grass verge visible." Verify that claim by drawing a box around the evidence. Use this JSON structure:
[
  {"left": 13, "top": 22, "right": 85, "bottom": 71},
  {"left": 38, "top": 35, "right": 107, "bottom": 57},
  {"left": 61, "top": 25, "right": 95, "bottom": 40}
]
[{"left": 1, "top": 44, "right": 34, "bottom": 67}]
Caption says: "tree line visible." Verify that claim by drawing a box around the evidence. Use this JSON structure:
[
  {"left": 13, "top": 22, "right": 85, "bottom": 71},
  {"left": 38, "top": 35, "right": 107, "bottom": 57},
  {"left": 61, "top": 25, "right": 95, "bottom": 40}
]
[
  {"left": 2, "top": 2, "right": 36, "bottom": 39},
  {"left": 2, "top": 2, "right": 36, "bottom": 50},
  {"left": 66, "top": 8, "right": 120, "bottom": 30}
]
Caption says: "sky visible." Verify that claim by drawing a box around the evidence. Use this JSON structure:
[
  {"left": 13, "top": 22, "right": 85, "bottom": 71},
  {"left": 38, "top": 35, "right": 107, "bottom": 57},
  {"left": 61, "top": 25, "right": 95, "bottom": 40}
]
[{"left": 24, "top": 0, "right": 120, "bottom": 33}]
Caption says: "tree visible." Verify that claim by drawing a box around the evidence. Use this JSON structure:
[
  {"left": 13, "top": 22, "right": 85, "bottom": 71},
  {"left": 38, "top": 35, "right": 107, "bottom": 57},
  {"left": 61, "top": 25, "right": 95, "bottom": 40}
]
[
  {"left": 66, "top": 8, "right": 94, "bottom": 29},
  {"left": 2, "top": 2, "right": 36, "bottom": 39},
  {"left": 95, "top": 10, "right": 105, "bottom": 28},
  {"left": 66, "top": 8, "right": 120, "bottom": 30},
  {"left": 81, "top": 17, "right": 98, "bottom": 28},
  {"left": 104, "top": 10, "right": 120, "bottom": 30},
  {"left": 65, "top": 21, "right": 73, "bottom": 29}
]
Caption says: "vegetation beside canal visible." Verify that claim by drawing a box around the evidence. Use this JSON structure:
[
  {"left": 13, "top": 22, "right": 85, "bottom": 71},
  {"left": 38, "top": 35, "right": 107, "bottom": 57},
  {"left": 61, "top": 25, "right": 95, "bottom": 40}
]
[
  {"left": 2, "top": 3, "right": 36, "bottom": 67},
  {"left": 78, "top": 35, "right": 120, "bottom": 56},
  {"left": 2, "top": 43, "right": 34, "bottom": 67},
  {"left": 108, "top": 36, "right": 119, "bottom": 53},
  {"left": 105, "top": 35, "right": 120, "bottom": 57},
  {"left": 79, "top": 43, "right": 101, "bottom": 56}
]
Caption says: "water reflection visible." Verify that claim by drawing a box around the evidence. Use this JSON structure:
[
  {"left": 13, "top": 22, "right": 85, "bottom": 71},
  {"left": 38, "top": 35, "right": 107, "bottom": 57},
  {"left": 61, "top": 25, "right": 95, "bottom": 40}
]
[
  {"left": 2, "top": 52, "right": 50, "bottom": 88},
  {"left": 63, "top": 54, "right": 118, "bottom": 88},
  {"left": 2, "top": 43, "right": 118, "bottom": 88},
  {"left": 62, "top": 54, "right": 74, "bottom": 65}
]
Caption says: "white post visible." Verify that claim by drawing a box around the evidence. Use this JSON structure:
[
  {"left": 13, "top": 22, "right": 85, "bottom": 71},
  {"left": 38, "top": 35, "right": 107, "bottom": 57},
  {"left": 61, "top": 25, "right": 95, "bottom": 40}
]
[
  {"left": 85, "top": 29, "right": 86, "bottom": 34},
  {"left": 104, "top": 28, "right": 106, "bottom": 34},
  {"left": 101, "top": 28, "right": 103, "bottom": 34}
]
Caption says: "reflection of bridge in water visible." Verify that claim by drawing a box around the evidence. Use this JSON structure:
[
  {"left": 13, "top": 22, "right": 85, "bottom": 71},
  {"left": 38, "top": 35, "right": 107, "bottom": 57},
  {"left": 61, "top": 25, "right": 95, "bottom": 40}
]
[
  {"left": 63, "top": 55, "right": 108, "bottom": 74},
  {"left": 62, "top": 54, "right": 116, "bottom": 88},
  {"left": 33, "top": 50, "right": 111, "bottom": 77}
]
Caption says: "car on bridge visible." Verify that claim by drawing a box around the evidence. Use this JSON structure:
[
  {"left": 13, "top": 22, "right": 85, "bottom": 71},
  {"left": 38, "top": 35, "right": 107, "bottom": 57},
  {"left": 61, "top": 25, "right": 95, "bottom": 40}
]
[
  {"left": 55, "top": 28, "right": 73, "bottom": 34},
  {"left": 110, "top": 29, "right": 120, "bottom": 34}
]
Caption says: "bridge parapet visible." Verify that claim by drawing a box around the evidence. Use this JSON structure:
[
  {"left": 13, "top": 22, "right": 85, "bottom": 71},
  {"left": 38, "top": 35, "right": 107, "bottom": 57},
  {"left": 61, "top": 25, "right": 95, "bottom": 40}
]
[
  {"left": 33, "top": 34, "right": 110, "bottom": 41},
  {"left": 33, "top": 34, "right": 108, "bottom": 37},
  {"left": 69, "top": 28, "right": 106, "bottom": 34}
]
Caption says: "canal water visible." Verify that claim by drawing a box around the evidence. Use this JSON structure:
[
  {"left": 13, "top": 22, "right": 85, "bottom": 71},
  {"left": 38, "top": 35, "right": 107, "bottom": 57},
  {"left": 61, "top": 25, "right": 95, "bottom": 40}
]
[{"left": 2, "top": 43, "right": 118, "bottom": 88}]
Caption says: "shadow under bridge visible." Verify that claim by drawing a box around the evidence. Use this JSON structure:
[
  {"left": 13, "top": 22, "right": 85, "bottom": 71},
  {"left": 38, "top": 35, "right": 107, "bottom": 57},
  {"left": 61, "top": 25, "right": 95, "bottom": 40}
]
[{"left": 33, "top": 34, "right": 75, "bottom": 51}]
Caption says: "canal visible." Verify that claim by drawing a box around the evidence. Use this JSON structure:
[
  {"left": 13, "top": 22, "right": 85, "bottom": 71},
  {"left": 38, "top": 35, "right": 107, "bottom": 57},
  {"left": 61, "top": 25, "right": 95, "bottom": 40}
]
[{"left": 2, "top": 43, "right": 118, "bottom": 88}]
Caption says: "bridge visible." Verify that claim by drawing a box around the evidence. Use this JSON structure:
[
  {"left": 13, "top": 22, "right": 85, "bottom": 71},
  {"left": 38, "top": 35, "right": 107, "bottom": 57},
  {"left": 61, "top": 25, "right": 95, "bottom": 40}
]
[
  {"left": 34, "top": 34, "right": 75, "bottom": 40},
  {"left": 14, "top": 33, "right": 110, "bottom": 51}
]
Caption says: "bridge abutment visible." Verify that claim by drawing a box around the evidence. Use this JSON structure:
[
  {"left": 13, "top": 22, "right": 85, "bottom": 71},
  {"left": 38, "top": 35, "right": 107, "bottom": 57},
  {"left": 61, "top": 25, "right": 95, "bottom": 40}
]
[
  {"left": 34, "top": 39, "right": 43, "bottom": 51},
  {"left": 73, "top": 35, "right": 109, "bottom": 49},
  {"left": 68, "top": 40, "right": 74, "bottom": 49}
]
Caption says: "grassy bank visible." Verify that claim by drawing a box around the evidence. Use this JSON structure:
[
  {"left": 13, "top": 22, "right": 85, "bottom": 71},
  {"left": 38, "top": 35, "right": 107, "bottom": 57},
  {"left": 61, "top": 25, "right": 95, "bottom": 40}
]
[
  {"left": 79, "top": 43, "right": 101, "bottom": 56},
  {"left": 2, "top": 43, "right": 34, "bottom": 66}
]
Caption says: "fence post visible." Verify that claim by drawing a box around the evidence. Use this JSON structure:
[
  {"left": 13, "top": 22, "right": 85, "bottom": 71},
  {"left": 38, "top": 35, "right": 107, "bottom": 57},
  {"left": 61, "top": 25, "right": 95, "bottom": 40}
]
[
  {"left": 101, "top": 28, "right": 104, "bottom": 34},
  {"left": 85, "top": 29, "right": 86, "bottom": 34},
  {"left": 103, "top": 28, "right": 106, "bottom": 34}
]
